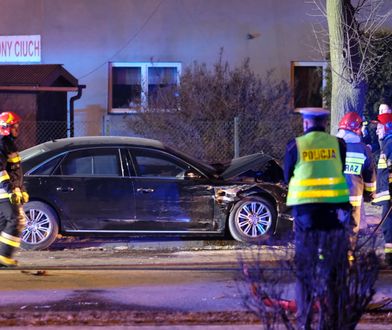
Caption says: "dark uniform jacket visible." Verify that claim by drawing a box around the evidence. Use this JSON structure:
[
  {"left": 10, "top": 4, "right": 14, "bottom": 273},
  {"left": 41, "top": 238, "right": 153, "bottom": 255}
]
[
  {"left": 374, "top": 135, "right": 392, "bottom": 205},
  {"left": 0, "top": 135, "right": 24, "bottom": 198},
  {"left": 344, "top": 140, "right": 376, "bottom": 205},
  {"left": 284, "top": 126, "right": 349, "bottom": 231}
]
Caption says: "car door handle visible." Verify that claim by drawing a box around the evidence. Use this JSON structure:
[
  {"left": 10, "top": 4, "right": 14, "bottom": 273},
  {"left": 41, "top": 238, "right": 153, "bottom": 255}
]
[
  {"left": 136, "top": 188, "right": 155, "bottom": 193},
  {"left": 56, "top": 186, "right": 75, "bottom": 192}
]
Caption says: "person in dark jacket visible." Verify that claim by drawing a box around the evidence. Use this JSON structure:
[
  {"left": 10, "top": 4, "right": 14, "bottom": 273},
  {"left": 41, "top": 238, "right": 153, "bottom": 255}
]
[
  {"left": 373, "top": 112, "right": 392, "bottom": 268},
  {"left": 0, "top": 111, "right": 28, "bottom": 267},
  {"left": 284, "top": 107, "right": 351, "bottom": 329}
]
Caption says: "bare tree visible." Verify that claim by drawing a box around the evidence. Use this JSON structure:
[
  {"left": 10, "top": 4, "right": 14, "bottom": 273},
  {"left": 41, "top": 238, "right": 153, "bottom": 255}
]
[
  {"left": 131, "top": 53, "right": 300, "bottom": 162},
  {"left": 239, "top": 233, "right": 379, "bottom": 329},
  {"left": 310, "top": 0, "right": 392, "bottom": 133}
]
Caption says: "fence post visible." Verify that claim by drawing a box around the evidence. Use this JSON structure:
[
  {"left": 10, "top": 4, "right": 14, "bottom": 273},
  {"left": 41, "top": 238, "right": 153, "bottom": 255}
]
[{"left": 234, "top": 116, "right": 239, "bottom": 158}]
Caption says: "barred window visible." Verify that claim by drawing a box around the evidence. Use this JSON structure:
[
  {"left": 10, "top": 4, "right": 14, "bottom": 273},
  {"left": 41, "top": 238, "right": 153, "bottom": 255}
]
[{"left": 109, "top": 62, "right": 181, "bottom": 113}]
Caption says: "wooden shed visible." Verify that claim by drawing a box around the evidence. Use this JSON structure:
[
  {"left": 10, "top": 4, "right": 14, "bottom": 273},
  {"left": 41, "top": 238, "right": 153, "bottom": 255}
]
[{"left": 0, "top": 64, "right": 83, "bottom": 149}]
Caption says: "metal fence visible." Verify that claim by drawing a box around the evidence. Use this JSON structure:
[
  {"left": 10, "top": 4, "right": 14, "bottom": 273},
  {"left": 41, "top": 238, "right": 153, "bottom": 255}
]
[
  {"left": 19, "top": 116, "right": 302, "bottom": 163},
  {"left": 19, "top": 120, "right": 103, "bottom": 151}
]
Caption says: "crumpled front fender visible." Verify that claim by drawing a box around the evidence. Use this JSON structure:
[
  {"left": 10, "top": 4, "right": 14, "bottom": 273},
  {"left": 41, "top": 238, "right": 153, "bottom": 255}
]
[{"left": 214, "top": 184, "right": 257, "bottom": 205}]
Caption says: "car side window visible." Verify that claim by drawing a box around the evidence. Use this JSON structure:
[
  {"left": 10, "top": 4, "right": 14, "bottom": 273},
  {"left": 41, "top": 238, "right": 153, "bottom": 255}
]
[
  {"left": 53, "top": 148, "right": 122, "bottom": 177},
  {"left": 29, "top": 155, "right": 64, "bottom": 175},
  {"left": 130, "top": 149, "right": 188, "bottom": 178}
]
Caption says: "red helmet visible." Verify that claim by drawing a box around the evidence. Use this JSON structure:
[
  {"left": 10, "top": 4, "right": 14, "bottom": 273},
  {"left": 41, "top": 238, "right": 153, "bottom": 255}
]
[
  {"left": 0, "top": 112, "right": 21, "bottom": 136},
  {"left": 378, "top": 113, "right": 392, "bottom": 134},
  {"left": 338, "top": 112, "right": 363, "bottom": 135}
]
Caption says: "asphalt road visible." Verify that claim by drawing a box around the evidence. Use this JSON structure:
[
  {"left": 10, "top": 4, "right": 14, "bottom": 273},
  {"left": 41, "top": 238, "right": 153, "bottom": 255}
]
[
  {"left": 0, "top": 235, "right": 391, "bottom": 328},
  {"left": 0, "top": 239, "right": 271, "bottom": 327}
]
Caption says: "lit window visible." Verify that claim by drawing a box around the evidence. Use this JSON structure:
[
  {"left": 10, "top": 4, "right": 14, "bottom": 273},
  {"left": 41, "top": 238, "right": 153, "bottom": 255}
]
[
  {"left": 291, "top": 61, "right": 327, "bottom": 108},
  {"left": 109, "top": 62, "right": 181, "bottom": 113}
]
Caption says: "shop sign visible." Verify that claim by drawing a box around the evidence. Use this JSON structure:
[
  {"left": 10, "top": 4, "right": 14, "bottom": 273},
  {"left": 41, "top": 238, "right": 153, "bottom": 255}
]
[{"left": 0, "top": 35, "right": 41, "bottom": 62}]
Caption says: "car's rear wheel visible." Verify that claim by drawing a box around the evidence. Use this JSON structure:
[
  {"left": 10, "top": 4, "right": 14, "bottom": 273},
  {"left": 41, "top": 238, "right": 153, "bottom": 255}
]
[
  {"left": 21, "top": 201, "right": 59, "bottom": 250},
  {"left": 228, "top": 196, "right": 277, "bottom": 244}
]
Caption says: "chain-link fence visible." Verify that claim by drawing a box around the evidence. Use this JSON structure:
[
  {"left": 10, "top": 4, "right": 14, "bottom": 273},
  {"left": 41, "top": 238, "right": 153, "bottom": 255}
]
[
  {"left": 117, "top": 115, "right": 302, "bottom": 162},
  {"left": 19, "top": 115, "right": 302, "bottom": 163},
  {"left": 19, "top": 120, "right": 105, "bottom": 151}
]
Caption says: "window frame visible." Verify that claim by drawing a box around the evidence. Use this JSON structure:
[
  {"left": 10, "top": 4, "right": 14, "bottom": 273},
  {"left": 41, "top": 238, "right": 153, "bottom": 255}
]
[
  {"left": 127, "top": 147, "right": 207, "bottom": 180},
  {"left": 27, "top": 147, "right": 126, "bottom": 178},
  {"left": 290, "top": 61, "right": 328, "bottom": 109},
  {"left": 53, "top": 147, "right": 124, "bottom": 177},
  {"left": 108, "top": 62, "right": 182, "bottom": 114}
]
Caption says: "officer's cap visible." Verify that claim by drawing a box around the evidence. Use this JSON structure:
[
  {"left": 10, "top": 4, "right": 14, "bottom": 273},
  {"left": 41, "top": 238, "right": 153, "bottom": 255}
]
[{"left": 294, "top": 107, "right": 330, "bottom": 119}]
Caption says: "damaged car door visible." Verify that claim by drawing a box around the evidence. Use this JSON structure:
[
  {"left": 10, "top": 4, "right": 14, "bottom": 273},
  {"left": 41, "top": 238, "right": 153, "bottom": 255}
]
[{"left": 128, "top": 148, "right": 217, "bottom": 233}]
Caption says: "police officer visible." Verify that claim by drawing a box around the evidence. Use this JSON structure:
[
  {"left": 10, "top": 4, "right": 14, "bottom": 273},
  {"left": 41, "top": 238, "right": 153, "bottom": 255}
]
[
  {"left": 0, "top": 111, "right": 28, "bottom": 267},
  {"left": 373, "top": 112, "right": 392, "bottom": 268},
  {"left": 284, "top": 107, "right": 351, "bottom": 329},
  {"left": 336, "top": 112, "right": 376, "bottom": 245}
]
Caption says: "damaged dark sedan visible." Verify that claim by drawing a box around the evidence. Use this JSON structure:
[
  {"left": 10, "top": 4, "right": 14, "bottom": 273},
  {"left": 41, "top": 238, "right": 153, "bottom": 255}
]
[{"left": 20, "top": 136, "right": 292, "bottom": 250}]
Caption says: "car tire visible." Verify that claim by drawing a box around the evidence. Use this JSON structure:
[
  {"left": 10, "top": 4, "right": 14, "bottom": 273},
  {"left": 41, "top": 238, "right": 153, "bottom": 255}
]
[
  {"left": 21, "top": 201, "right": 59, "bottom": 250},
  {"left": 228, "top": 196, "right": 277, "bottom": 244}
]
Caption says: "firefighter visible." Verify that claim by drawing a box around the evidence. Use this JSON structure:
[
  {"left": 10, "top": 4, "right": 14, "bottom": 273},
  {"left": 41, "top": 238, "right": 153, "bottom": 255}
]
[
  {"left": 0, "top": 111, "right": 28, "bottom": 267},
  {"left": 284, "top": 107, "right": 351, "bottom": 329},
  {"left": 373, "top": 112, "right": 392, "bottom": 268},
  {"left": 336, "top": 112, "right": 376, "bottom": 247},
  {"left": 379, "top": 102, "right": 392, "bottom": 115}
]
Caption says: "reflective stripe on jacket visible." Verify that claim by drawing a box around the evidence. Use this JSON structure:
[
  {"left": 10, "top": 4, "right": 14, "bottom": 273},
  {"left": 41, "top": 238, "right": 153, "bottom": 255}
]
[
  {"left": 343, "top": 142, "right": 376, "bottom": 207},
  {"left": 374, "top": 136, "right": 392, "bottom": 205},
  {"left": 287, "top": 131, "right": 349, "bottom": 206},
  {"left": 385, "top": 243, "right": 392, "bottom": 254}
]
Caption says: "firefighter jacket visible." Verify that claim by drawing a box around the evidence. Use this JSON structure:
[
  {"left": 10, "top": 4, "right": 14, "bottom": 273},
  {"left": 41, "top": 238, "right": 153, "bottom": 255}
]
[
  {"left": 0, "top": 135, "right": 23, "bottom": 201},
  {"left": 336, "top": 129, "right": 376, "bottom": 206},
  {"left": 286, "top": 130, "right": 349, "bottom": 206},
  {"left": 374, "top": 135, "right": 392, "bottom": 205}
]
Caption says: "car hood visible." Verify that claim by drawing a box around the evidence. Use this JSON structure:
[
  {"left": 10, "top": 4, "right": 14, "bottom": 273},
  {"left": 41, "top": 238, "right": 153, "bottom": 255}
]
[{"left": 219, "top": 153, "right": 278, "bottom": 180}]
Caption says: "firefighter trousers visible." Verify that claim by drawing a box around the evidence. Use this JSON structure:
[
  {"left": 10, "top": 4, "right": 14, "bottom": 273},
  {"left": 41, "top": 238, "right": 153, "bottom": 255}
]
[
  {"left": 382, "top": 204, "right": 392, "bottom": 265},
  {"left": 382, "top": 204, "right": 392, "bottom": 243},
  {"left": 0, "top": 199, "right": 21, "bottom": 266}
]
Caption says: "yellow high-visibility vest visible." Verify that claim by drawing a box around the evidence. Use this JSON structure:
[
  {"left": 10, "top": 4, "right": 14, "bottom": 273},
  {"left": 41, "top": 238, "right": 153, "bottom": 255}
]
[{"left": 287, "top": 131, "right": 349, "bottom": 206}]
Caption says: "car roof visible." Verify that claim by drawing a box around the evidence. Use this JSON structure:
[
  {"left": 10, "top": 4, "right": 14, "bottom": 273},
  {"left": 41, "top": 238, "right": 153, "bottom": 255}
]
[
  {"left": 20, "top": 136, "right": 166, "bottom": 167},
  {"left": 41, "top": 136, "right": 165, "bottom": 150},
  {"left": 21, "top": 136, "right": 218, "bottom": 177}
]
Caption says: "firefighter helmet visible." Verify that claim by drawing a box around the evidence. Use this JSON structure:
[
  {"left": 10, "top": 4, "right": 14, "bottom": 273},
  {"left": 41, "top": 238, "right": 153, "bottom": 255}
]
[
  {"left": 378, "top": 113, "right": 392, "bottom": 135},
  {"left": 338, "top": 112, "right": 363, "bottom": 135},
  {"left": 0, "top": 112, "right": 21, "bottom": 136}
]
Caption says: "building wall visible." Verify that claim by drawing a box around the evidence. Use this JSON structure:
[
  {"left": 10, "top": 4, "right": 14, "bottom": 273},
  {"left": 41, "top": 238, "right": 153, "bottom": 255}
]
[{"left": 1, "top": 0, "right": 389, "bottom": 134}]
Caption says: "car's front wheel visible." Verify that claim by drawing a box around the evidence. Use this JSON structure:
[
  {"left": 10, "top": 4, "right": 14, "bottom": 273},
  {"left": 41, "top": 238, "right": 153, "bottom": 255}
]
[
  {"left": 21, "top": 201, "right": 59, "bottom": 250},
  {"left": 228, "top": 196, "right": 277, "bottom": 244}
]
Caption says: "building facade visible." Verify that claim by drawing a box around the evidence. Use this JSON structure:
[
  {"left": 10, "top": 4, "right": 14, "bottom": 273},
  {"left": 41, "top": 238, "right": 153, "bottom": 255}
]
[{"left": 0, "top": 0, "right": 331, "bottom": 130}]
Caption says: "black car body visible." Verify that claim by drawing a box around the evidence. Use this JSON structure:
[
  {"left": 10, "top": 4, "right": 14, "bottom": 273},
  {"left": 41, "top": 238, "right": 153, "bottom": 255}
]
[{"left": 20, "top": 136, "right": 292, "bottom": 250}]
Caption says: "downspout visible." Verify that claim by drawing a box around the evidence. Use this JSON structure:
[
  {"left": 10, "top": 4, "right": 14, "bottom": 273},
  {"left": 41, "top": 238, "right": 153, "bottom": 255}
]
[{"left": 68, "top": 84, "right": 86, "bottom": 137}]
